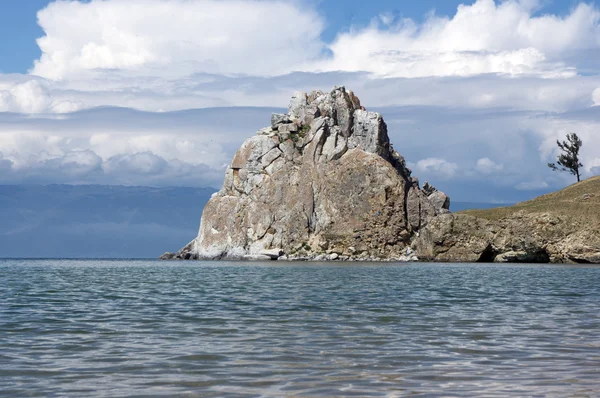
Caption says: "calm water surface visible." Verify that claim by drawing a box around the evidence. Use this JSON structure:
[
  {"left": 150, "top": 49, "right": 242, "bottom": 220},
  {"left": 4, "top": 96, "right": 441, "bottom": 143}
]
[{"left": 1, "top": 260, "right": 599, "bottom": 397}]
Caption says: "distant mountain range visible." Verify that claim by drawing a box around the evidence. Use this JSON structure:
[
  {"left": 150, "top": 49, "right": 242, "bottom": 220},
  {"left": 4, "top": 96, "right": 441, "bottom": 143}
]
[
  {"left": 0, "top": 185, "right": 215, "bottom": 258},
  {"left": 0, "top": 184, "right": 507, "bottom": 258}
]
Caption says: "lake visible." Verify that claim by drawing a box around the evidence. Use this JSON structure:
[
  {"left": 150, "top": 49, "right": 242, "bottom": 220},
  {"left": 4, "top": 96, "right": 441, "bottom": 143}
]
[{"left": 1, "top": 260, "right": 599, "bottom": 397}]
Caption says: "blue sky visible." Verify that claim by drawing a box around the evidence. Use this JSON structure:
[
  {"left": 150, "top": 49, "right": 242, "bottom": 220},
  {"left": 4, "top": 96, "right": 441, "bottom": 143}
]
[
  {"left": 0, "top": 1, "right": 47, "bottom": 73},
  {"left": 0, "top": 0, "right": 599, "bottom": 203}
]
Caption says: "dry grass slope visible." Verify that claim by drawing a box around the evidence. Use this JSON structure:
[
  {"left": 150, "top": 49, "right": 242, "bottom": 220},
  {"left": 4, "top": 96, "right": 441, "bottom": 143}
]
[{"left": 460, "top": 176, "right": 600, "bottom": 226}]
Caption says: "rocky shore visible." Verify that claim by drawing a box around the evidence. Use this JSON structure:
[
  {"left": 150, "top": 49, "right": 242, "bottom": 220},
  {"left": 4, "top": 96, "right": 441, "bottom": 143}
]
[
  {"left": 414, "top": 178, "right": 600, "bottom": 264},
  {"left": 161, "top": 87, "right": 600, "bottom": 264}
]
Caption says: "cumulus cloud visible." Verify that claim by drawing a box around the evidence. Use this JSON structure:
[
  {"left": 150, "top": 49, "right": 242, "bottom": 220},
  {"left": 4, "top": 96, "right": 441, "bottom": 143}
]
[
  {"left": 0, "top": 80, "right": 52, "bottom": 113},
  {"left": 0, "top": 106, "right": 274, "bottom": 187},
  {"left": 1, "top": 149, "right": 102, "bottom": 184},
  {"left": 4, "top": 70, "right": 599, "bottom": 115},
  {"left": 592, "top": 87, "right": 600, "bottom": 106},
  {"left": 30, "top": 0, "right": 600, "bottom": 81},
  {"left": 0, "top": 145, "right": 223, "bottom": 187},
  {"left": 0, "top": 97, "right": 590, "bottom": 200},
  {"left": 476, "top": 157, "right": 504, "bottom": 174},
  {"left": 0, "top": 79, "right": 84, "bottom": 114},
  {"left": 32, "top": 0, "right": 325, "bottom": 80},
  {"left": 103, "top": 153, "right": 223, "bottom": 186},
  {"left": 521, "top": 108, "right": 600, "bottom": 178},
  {"left": 2, "top": 0, "right": 599, "bottom": 201},
  {"left": 0, "top": 0, "right": 596, "bottom": 115},
  {"left": 46, "top": 150, "right": 103, "bottom": 175},
  {"left": 412, "top": 158, "right": 459, "bottom": 178},
  {"left": 104, "top": 152, "right": 168, "bottom": 176},
  {"left": 51, "top": 99, "right": 85, "bottom": 114},
  {"left": 319, "top": 0, "right": 600, "bottom": 78}
]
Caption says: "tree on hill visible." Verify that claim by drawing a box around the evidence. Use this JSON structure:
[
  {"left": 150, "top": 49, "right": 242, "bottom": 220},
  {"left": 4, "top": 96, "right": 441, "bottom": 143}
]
[{"left": 548, "top": 133, "right": 583, "bottom": 182}]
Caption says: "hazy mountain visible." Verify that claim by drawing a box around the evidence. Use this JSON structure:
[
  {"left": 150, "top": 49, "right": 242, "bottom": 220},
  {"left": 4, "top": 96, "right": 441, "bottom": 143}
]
[{"left": 0, "top": 185, "right": 215, "bottom": 258}]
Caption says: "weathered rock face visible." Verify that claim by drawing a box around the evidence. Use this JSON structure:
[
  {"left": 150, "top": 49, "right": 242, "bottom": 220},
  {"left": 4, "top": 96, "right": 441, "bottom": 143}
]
[
  {"left": 174, "top": 87, "right": 448, "bottom": 261},
  {"left": 161, "top": 87, "right": 600, "bottom": 264},
  {"left": 413, "top": 212, "right": 600, "bottom": 264}
]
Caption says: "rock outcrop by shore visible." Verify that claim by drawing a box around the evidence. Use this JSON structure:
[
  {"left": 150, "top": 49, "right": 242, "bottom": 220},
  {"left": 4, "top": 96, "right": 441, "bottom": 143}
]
[
  {"left": 161, "top": 87, "right": 599, "bottom": 264},
  {"left": 414, "top": 177, "right": 600, "bottom": 264},
  {"left": 162, "top": 86, "right": 449, "bottom": 261}
]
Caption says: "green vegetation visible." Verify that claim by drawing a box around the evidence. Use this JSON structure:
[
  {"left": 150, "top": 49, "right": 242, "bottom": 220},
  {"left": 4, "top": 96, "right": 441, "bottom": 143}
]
[
  {"left": 548, "top": 133, "right": 583, "bottom": 182},
  {"left": 300, "top": 124, "right": 311, "bottom": 135},
  {"left": 290, "top": 124, "right": 310, "bottom": 144}
]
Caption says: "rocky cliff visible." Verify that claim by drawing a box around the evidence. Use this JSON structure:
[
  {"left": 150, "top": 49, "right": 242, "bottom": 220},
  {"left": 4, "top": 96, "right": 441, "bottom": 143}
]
[
  {"left": 162, "top": 86, "right": 449, "bottom": 261},
  {"left": 413, "top": 176, "right": 600, "bottom": 264},
  {"left": 161, "top": 87, "right": 600, "bottom": 264}
]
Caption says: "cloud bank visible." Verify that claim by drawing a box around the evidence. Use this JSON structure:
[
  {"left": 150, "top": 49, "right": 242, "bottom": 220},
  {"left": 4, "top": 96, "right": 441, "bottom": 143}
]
[
  {"left": 29, "top": 0, "right": 600, "bottom": 80},
  {"left": 321, "top": 0, "right": 600, "bottom": 78},
  {"left": 32, "top": 0, "right": 325, "bottom": 80},
  {"left": 0, "top": 0, "right": 599, "bottom": 201}
]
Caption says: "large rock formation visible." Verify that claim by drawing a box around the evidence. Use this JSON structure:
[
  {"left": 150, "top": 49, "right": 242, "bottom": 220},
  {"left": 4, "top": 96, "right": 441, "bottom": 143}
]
[
  {"left": 413, "top": 177, "right": 600, "bottom": 264},
  {"left": 161, "top": 88, "right": 600, "bottom": 264},
  {"left": 163, "top": 87, "right": 449, "bottom": 261}
]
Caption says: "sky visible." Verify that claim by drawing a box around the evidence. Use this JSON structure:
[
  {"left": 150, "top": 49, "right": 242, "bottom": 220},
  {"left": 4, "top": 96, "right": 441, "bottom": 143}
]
[{"left": 1, "top": 0, "right": 599, "bottom": 203}]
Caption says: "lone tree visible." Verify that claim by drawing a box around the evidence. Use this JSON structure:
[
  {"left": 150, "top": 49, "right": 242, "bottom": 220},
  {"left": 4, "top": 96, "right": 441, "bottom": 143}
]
[{"left": 547, "top": 133, "right": 583, "bottom": 182}]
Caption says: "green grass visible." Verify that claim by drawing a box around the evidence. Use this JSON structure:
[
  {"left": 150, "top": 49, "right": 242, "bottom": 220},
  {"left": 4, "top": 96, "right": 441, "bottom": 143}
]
[{"left": 459, "top": 176, "right": 600, "bottom": 225}]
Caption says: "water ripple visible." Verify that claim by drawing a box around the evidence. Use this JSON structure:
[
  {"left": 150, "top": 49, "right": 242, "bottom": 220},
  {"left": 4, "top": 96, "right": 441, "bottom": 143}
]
[{"left": 1, "top": 260, "right": 599, "bottom": 397}]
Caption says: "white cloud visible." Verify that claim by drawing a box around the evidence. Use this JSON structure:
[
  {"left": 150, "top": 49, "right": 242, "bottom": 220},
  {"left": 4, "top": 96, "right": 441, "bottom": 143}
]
[
  {"left": 27, "top": 0, "right": 600, "bottom": 84},
  {"left": 0, "top": 106, "right": 273, "bottom": 187},
  {"left": 0, "top": 143, "right": 224, "bottom": 187},
  {"left": 32, "top": 0, "right": 325, "bottom": 80},
  {"left": 412, "top": 158, "right": 459, "bottom": 178},
  {"left": 38, "top": 150, "right": 103, "bottom": 177},
  {"left": 521, "top": 112, "right": 600, "bottom": 177},
  {"left": 0, "top": 80, "right": 53, "bottom": 113},
  {"left": 592, "top": 87, "right": 600, "bottom": 106},
  {"left": 379, "top": 12, "right": 395, "bottom": 26},
  {"left": 0, "top": 79, "right": 84, "bottom": 114},
  {"left": 318, "top": 0, "right": 600, "bottom": 78},
  {"left": 1, "top": 0, "right": 599, "bottom": 201},
  {"left": 51, "top": 99, "right": 85, "bottom": 114},
  {"left": 3, "top": 70, "right": 599, "bottom": 115},
  {"left": 476, "top": 157, "right": 504, "bottom": 174},
  {"left": 0, "top": 0, "right": 596, "bottom": 116},
  {"left": 0, "top": 98, "right": 591, "bottom": 200},
  {"left": 102, "top": 152, "right": 222, "bottom": 186},
  {"left": 103, "top": 152, "right": 167, "bottom": 175}
]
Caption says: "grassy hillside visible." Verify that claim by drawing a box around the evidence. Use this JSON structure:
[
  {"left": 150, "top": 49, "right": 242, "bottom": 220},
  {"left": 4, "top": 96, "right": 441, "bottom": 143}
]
[{"left": 460, "top": 176, "right": 600, "bottom": 224}]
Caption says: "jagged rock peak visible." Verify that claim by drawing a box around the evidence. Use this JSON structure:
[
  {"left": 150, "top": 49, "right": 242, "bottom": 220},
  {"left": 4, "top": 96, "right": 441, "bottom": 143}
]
[
  {"left": 166, "top": 86, "right": 450, "bottom": 261},
  {"left": 258, "top": 86, "right": 412, "bottom": 176}
]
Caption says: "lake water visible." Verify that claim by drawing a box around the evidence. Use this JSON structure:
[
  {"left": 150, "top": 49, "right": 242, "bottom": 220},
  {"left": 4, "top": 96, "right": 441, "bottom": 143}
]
[{"left": 1, "top": 260, "right": 599, "bottom": 397}]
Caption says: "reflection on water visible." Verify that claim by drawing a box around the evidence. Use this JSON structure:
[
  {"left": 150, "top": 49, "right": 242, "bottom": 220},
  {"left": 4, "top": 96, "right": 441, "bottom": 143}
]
[{"left": 1, "top": 260, "right": 599, "bottom": 397}]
